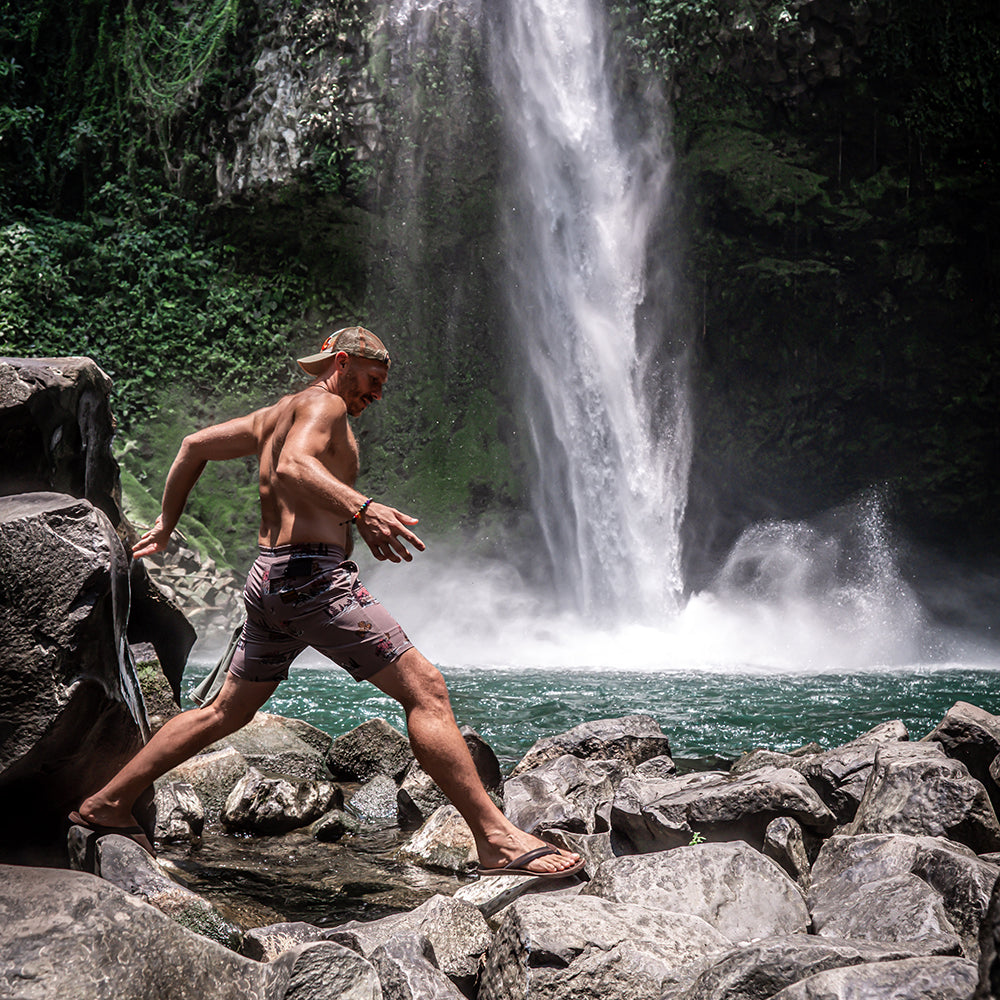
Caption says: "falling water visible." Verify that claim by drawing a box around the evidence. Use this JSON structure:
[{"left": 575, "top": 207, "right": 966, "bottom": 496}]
[{"left": 485, "top": 0, "right": 691, "bottom": 619}]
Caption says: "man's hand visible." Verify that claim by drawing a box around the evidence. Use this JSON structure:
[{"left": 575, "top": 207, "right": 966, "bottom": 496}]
[
  {"left": 356, "top": 502, "right": 425, "bottom": 562},
  {"left": 132, "top": 515, "right": 173, "bottom": 559}
]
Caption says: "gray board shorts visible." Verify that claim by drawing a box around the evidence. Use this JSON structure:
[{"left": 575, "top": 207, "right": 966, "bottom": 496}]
[{"left": 228, "top": 543, "right": 414, "bottom": 684}]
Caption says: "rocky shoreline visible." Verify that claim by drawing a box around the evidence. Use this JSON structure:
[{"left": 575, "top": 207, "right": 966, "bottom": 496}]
[{"left": 5, "top": 701, "right": 1000, "bottom": 999}]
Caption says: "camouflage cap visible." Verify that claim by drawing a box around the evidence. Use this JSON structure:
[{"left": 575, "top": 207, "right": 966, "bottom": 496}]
[{"left": 297, "top": 326, "right": 391, "bottom": 375}]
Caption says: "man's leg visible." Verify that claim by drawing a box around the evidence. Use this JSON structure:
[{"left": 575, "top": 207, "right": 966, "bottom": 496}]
[
  {"left": 74, "top": 673, "right": 279, "bottom": 830},
  {"left": 369, "top": 647, "right": 580, "bottom": 875}
]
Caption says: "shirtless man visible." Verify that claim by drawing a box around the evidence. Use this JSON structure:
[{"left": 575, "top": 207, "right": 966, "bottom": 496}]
[{"left": 71, "top": 326, "right": 581, "bottom": 879}]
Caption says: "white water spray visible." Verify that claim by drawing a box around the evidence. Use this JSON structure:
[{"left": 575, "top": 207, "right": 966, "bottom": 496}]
[{"left": 486, "top": 0, "right": 691, "bottom": 618}]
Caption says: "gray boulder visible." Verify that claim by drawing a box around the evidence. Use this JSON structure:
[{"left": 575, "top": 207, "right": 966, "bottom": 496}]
[
  {"left": 153, "top": 780, "right": 205, "bottom": 842},
  {"left": 269, "top": 940, "right": 383, "bottom": 1000},
  {"left": 350, "top": 774, "right": 403, "bottom": 822},
  {"left": 768, "top": 956, "right": 977, "bottom": 999},
  {"left": 0, "top": 356, "right": 194, "bottom": 700},
  {"left": 504, "top": 755, "right": 625, "bottom": 835},
  {"left": 811, "top": 871, "right": 962, "bottom": 953},
  {"left": 977, "top": 873, "right": 1000, "bottom": 1000},
  {"left": 161, "top": 746, "right": 250, "bottom": 822},
  {"left": 847, "top": 742, "right": 1000, "bottom": 853},
  {"left": 809, "top": 832, "right": 1000, "bottom": 960},
  {"left": 369, "top": 932, "right": 467, "bottom": 1000},
  {"left": 398, "top": 805, "right": 477, "bottom": 874},
  {"left": 398, "top": 726, "right": 502, "bottom": 829},
  {"left": 0, "top": 863, "right": 279, "bottom": 998},
  {"left": 479, "top": 895, "right": 730, "bottom": 1000},
  {"left": 213, "top": 712, "right": 334, "bottom": 781},
  {"left": 611, "top": 767, "right": 835, "bottom": 854},
  {"left": 925, "top": 701, "right": 1000, "bottom": 816},
  {"left": 243, "top": 921, "right": 329, "bottom": 961},
  {"left": 583, "top": 841, "right": 809, "bottom": 944},
  {"left": 763, "top": 816, "right": 812, "bottom": 889},
  {"left": 95, "top": 835, "right": 242, "bottom": 949},
  {"left": 511, "top": 715, "right": 672, "bottom": 777},
  {"left": 327, "top": 894, "right": 491, "bottom": 993},
  {"left": 263, "top": 712, "right": 334, "bottom": 758},
  {"left": 328, "top": 718, "right": 414, "bottom": 782},
  {"left": 0, "top": 492, "right": 150, "bottom": 864},
  {"left": 222, "top": 766, "right": 340, "bottom": 834},
  {"left": 684, "top": 934, "right": 967, "bottom": 1000}
]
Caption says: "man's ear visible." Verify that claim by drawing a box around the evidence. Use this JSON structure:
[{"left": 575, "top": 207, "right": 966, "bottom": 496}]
[{"left": 334, "top": 351, "right": 351, "bottom": 370}]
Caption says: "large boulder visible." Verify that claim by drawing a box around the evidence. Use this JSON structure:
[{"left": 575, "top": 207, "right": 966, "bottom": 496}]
[
  {"left": 212, "top": 712, "right": 334, "bottom": 781},
  {"left": 0, "top": 864, "right": 280, "bottom": 998},
  {"left": 808, "top": 833, "right": 1000, "bottom": 961},
  {"left": 610, "top": 767, "right": 835, "bottom": 853},
  {"left": 160, "top": 746, "right": 250, "bottom": 823},
  {"left": 0, "top": 492, "right": 149, "bottom": 864},
  {"left": 369, "top": 932, "right": 468, "bottom": 1000},
  {"left": 582, "top": 842, "right": 809, "bottom": 944},
  {"left": 685, "top": 935, "right": 967, "bottom": 1000},
  {"left": 503, "top": 755, "right": 625, "bottom": 836},
  {"left": 767, "top": 956, "right": 977, "bottom": 999},
  {"left": 221, "top": 767, "right": 340, "bottom": 835},
  {"left": 327, "top": 718, "right": 414, "bottom": 782},
  {"left": 398, "top": 805, "right": 478, "bottom": 875},
  {"left": 511, "top": 715, "right": 673, "bottom": 777},
  {"left": 0, "top": 356, "right": 194, "bottom": 696},
  {"left": 924, "top": 702, "right": 1000, "bottom": 816},
  {"left": 479, "top": 895, "right": 730, "bottom": 1000},
  {"left": 847, "top": 742, "right": 1000, "bottom": 853},
  {"left": 326, "top": 894, "right": 491, "bottom": 993}
]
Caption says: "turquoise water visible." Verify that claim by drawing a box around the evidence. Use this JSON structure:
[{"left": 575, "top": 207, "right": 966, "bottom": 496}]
[{"left": 184, "top": 659, "right": 1000, "bottom": 769}]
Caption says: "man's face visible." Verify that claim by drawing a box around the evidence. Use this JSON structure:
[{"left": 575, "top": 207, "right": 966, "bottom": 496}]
[{"left": 341, "top": 356, "right": 389, "bottom": 416}]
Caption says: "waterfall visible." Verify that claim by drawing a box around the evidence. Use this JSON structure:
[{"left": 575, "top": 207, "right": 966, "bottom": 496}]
[{"left": 486, "top": 0, "right": 691, "bottom": 619}]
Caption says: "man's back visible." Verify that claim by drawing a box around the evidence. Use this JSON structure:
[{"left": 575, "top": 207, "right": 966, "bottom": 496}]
[{"left": 254, "top": 385, "right": 359, "bottom": 550}]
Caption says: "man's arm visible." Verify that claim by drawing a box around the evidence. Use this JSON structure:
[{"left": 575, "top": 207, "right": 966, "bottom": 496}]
[
  {"left": 276, "top": 393, "right": 425, "bottom": 562},
  {"left": 132, "top": 413, "right": 259, "bottom": 559}
]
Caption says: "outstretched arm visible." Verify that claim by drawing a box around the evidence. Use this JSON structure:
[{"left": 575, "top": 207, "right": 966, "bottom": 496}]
[{"left": 132, "top": 413, "right": 259, "bottom": 559}]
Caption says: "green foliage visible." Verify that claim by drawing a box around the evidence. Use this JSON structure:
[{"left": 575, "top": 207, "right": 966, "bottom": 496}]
[{"left": 0, "top": 194, "right": 307, "bottom": 427}]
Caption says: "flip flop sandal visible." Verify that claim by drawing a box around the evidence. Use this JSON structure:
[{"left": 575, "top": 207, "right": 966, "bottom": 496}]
[{"left": 476, "top": 846, "right": 584, "bottom": 879}]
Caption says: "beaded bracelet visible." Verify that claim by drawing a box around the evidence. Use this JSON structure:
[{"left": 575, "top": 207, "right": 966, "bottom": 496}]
[{"left": 340, "top": 497, "right": 373, "bottom": 525}]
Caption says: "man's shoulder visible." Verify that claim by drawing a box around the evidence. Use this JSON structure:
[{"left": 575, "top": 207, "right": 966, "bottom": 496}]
[{"left": 285, "top": 385, "right": 348, "bottom": 420}]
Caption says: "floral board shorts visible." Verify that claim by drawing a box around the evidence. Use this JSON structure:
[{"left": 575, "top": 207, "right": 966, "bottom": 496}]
[{"left": 228, "top": 543, "right": 414, "bottom": 684}]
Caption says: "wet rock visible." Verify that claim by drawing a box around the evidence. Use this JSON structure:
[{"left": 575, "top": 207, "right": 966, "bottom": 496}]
[
  {"left": 96, "top": 836, "right": 242, "bottom": 949},
  {"left": 213, "top": 711, "right": 334, "bottom": 781},
  {"left": 327, "top": 894, "right": 491, "bottom": 993},
  {"left": 221, "top": 766, "right": 340, "bottom": 835},
  {"left": 768, "top": 956, "right": 977, "bottom": 999},
  {"left": 370, "top": 932, "right": 467, "bottom": 1000},
  {"left": 161, "top": 746, "right": 249, "bottom": 823},
  {"left": 511, "top": 715, "right": 672, "bottom": 777},
  {"left": 504, "top": 755, "right": 625, "bottom": 836},
  {"left": 479, "top": 895, "right": 730, "bottom": 1000},
  {"left": 350, "top": 773, "right": 402, "bottom": 822},
  {"left": 847, "top": 742, "right": 1000, "bottom": 853},
  {"left": 684, "top": 934, "right": 964, "bottom": 1000},
  {"left": 763, "top": 816, "right": 812, "bottom": 889},
  {"left": 328, "top": 718, "right": 414, "bottom": 782},
  {"left": 0, "top": 492, "right": 149, "bottom": 864},
  {"left": 610, "top": 766, "right": 835, "bottom": 854},
  {"left": 153, "top": 780, "right": 205, "bottom": 842},
  {"left": 583, "top": 841, "right": 809, "bottom": 944},
  {"left": 924, "top": 702, "right": 1000, "bottom": 816},
  {"left": 399, "top": 805, "right": 478, "bottom": 875},
  {"left": 269, "top": 939, "right": 382, "bottom": 1000},
  {"left": 309, "top": 807, "right": 362, "bottom": 842},
  {"left": 808, "top": 833, "right": 999, "bottom": 961},
  {"left": 398, "top": 726, "right": 501, "bottom": 829},
  {"left": 0, "top": 864, "right": 278, "bottom": 998},
  {"left": 539, "top": 827, "right": 615, "bottom": 879}
]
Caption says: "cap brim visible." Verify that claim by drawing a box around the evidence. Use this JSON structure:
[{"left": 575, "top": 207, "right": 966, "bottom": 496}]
[{"left": 297, "top": 352, "right": 333, "bottom": 375}]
